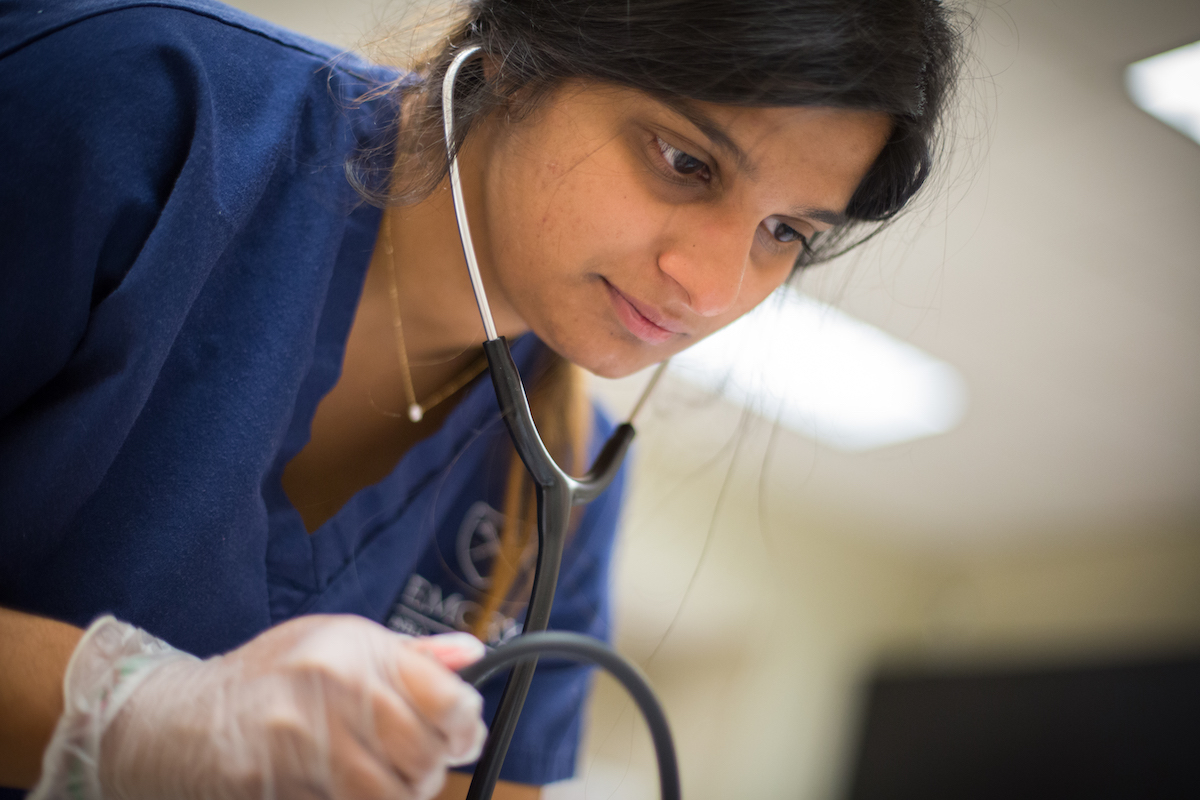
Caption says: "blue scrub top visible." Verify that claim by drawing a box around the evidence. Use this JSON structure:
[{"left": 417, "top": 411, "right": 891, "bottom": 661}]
[{"left": 0, "top": 0, "right": 626, "bottom": 789}]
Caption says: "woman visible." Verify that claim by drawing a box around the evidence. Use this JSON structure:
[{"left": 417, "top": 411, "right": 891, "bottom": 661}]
[{"left": 0, "top": 0, "right": 963, "bottom": 798}]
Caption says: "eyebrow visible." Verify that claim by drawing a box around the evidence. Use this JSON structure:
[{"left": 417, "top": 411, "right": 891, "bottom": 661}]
[
  {"left": 658, "top": 97, "right": 850, "bottom": 229},
  {"left": 792, "top": 206, "right": 849, "bottom": 227},
  {"left": 659, "top": 96, "right": 756, "bottom": 176}
]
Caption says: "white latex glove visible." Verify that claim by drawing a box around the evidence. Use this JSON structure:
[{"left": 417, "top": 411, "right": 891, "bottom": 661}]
[{"left": 30, "top": 614, "right": 488, "bottom": 800}]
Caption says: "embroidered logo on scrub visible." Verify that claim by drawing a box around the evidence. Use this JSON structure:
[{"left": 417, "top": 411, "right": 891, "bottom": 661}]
[
  {"left": 386, "top": 502, "right": 521, "bottom": 647},
  {"left": 457, "top": 500, "right": 504, "bottom": 589}
]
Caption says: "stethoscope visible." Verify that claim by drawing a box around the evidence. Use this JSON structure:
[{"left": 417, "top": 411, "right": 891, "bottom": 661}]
[{"left": 439, "top": 45, "right": 681, "bottom": 800}]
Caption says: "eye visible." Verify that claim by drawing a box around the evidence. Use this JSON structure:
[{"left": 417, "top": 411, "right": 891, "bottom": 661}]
[
  {"left": 764, "top": 217, "right": 807, "bottom": 246},
  {"left": 655, "top": 136, "right": 711, "bottom": 182}
]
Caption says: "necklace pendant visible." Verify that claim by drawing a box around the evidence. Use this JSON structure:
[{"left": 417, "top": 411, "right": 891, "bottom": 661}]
[{"left": 408, "top": 404, "right": 424, "bottom": 423}]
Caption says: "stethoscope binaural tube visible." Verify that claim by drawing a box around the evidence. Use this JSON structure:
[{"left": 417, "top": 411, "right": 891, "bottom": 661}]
[{"left": 439, "top": 46, "right": 673, "bottom": 800}]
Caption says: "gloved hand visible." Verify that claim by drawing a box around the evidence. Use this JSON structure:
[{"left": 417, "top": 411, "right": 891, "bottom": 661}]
[{"left": 30, "top": 614, "right": 488, "bottom": 800}]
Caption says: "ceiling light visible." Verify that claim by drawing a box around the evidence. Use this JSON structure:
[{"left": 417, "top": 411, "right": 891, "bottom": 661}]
[
  {"left": 1126, "top": 40, "right": 1200, "bottom": 145},
  {"left": 669, "top": 288, "right": 968, "bottom": 452}
]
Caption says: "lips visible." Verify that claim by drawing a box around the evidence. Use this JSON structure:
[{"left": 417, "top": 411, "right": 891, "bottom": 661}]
[{"left": 603, "top": 280, "right": 683, "bottom": 345}]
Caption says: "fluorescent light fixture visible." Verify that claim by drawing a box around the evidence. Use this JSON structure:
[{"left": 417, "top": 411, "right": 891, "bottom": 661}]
[
  {"left": 1126, "top": 40, "right": 1200, "bottom": 145},
  {"left": 669, "top": 288, "right": 967, "bottom": 451}
]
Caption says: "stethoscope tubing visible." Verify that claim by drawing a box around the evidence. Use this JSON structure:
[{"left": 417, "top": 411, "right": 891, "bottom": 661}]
[
  {"left": 459, "top": 632, "right": 681, "bottom": 800},
  {"left": 439, "top": 44, "right": 677, "bottom": 800}
]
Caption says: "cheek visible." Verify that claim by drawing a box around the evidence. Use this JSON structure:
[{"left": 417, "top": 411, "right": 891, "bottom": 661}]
[
  {"left": 693, "top": 264, "right": 794, "bottom": 342},
  {"left": 492, "top": 151, "right": 667, "bottom": 288}
]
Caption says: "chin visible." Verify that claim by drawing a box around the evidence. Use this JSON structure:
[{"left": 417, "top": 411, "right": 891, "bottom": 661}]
[
  {"left": 533, "top": 306, "right": 666, "bottom": 378},
  {"left": 584, "top": 360, "right": 639, "bottom": 380},
  {"left": 563, "top": 339, "right": 661, "bottom": 380}
]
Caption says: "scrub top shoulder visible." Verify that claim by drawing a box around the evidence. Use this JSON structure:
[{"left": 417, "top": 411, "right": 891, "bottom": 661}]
[{"left": 0, "top": 0, "right": 627, "bottom": 788}]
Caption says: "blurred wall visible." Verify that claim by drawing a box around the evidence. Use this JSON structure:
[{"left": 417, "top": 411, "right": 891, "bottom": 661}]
[{"left": 561, "top": 404, "right": 1200, "bottom": 800}]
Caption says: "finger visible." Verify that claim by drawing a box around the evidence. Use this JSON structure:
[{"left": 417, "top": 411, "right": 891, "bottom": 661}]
[
  {"left": 372, "top": 674, "right": 485, "bottom": 774},
  {"left": 366, "top": 694, "right": 467, "bottom": 798},
  {"left": 408, "top": 633, "right": 486, "bottom": 672},
  {"left": 369, "top": 688, "right": 447, "bottom": 791},
  {"left": 386, "top": 648, "right": 487, "bottom": 764},
  {"left": 328, "top": 730, "right": 417, "bottom": 800},
  {"left": 445, "top": 715, "right": 487, "bottom": 767},
  {"left": 372, "top": 690, "right": 485, "bottom": 772}
]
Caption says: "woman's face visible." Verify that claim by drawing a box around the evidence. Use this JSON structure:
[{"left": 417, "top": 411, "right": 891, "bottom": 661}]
[{"left": 463, "top": 82, "right": 892, "bottom": 379}]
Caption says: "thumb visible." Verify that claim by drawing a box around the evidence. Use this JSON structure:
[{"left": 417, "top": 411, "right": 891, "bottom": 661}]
[{"left": 409, "top": 631, "right": 487, "bottom": 672}]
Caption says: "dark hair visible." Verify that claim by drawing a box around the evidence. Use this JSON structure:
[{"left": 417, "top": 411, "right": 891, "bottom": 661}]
[{"left": 352, "top": 0, "right": 965, "bottom": 267}]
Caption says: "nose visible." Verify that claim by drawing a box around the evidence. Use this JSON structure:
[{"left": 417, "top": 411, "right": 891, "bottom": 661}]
[{"left": 655, "top": 210, "right": 751, "bottom": 318}]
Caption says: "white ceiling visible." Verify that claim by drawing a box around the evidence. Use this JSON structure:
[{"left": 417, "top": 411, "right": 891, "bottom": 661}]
[{"left": 229, "top": 0, "right": 1200, "bottom": 549}]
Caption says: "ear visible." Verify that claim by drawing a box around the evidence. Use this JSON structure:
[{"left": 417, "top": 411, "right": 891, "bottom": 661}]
[
  {"left": 480, "top": 52, "right": 500, "bottom": 83},
  {"left": 477, "top": 53, "right": 532, "bottom": 120}
]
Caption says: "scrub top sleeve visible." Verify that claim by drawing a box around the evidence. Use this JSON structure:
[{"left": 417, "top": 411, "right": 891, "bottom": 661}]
[{"left": 0, "top": 11, "right": 194, "bottom": 419}]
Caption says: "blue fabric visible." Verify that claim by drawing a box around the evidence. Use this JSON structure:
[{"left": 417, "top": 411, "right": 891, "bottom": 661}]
[{"left": 0, "top": 0, "right": 625, "bottom": 790}]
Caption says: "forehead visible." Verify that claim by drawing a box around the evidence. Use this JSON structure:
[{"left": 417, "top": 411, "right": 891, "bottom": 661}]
[{"left": 540, "top": 81, "right": 890, "bottom": 155}]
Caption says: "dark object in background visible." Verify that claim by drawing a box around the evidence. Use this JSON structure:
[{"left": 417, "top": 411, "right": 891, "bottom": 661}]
[{"left": 844, "top": 654, "right": 1200, "bottom": 800}]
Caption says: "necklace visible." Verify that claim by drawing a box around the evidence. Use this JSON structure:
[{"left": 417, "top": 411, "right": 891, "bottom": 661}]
[{"left": 382, "top": 217, "right": 488, "bottom": 423}]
